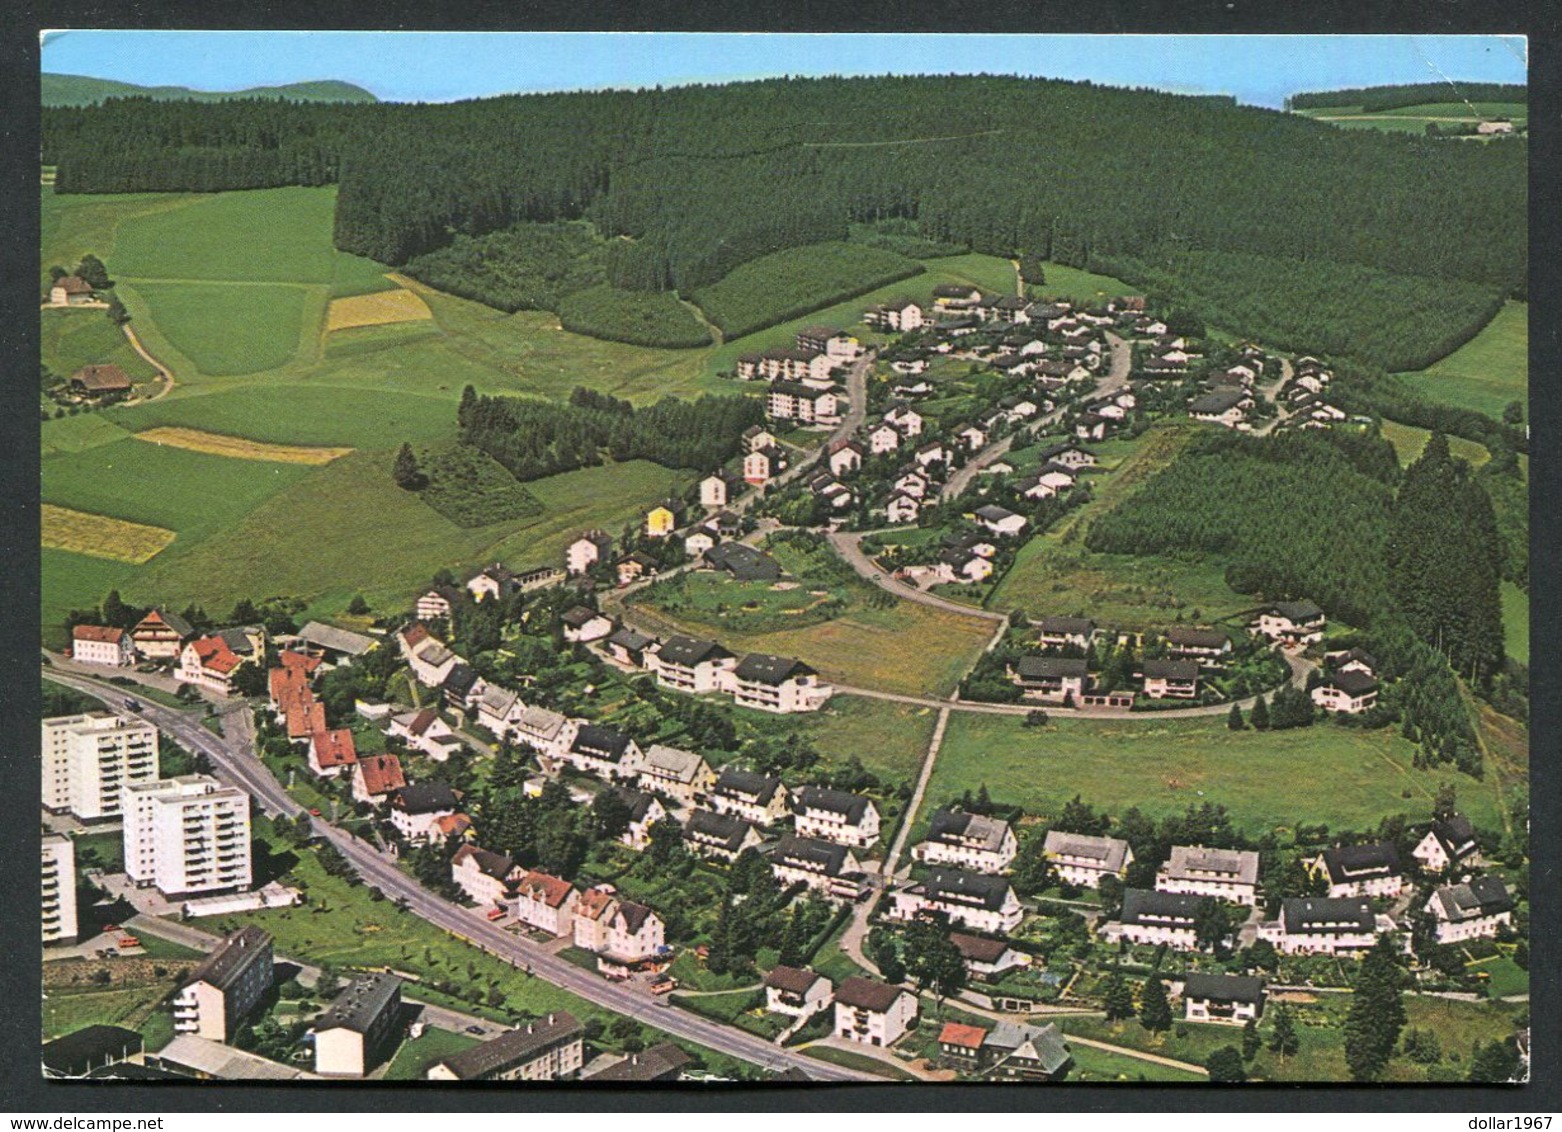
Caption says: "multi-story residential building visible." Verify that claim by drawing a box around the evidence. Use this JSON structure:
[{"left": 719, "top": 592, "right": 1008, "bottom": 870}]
[
  {"left": 889, "top": 868, "right": 1024, "bottom": 934},
  {"left": 475, "top": 685, "right": 526, "bottom": 741},
  {"left": 1311, "top": 843, "right": 1406, "bottom": 899},
  {"left": 1103, "top": 889, "right": 1206, "bottom": 951},
  {"left": 350, "top": 754, "right": 406, "bottom": 808},
  {"left": 769, "top": 835, "right": 868, "bottom": 901},
  {"left": 1011, "top": 657, "right": 1088, "bottom": 703},
  {"left": 1260, "top": 897, "right": 1389, "bottom": 956},
  {"left": 513, "top": 871, "right": 579, "bottom": 937},
  {"left": 635, "top": 744, "right": 716, "bottom": 807},
  {"left": 913, "top": 810, "right": 1019, "bottom": 874},
  {"left": 833, "top": 977, "right": 917, "bottom": 1048},
  {"left": 172, "top": 926, "right": 274, "bottom": 1042},
  {"left": 1036, "top": 616, "right": 1096, "bottom": 650},
  {"left": 1426, "top": 876, "right": 1514, "bottom": 944},
  {"left": 42, "top": 712, "right": 159, "bottom": 821},
  {"left": 564, "top": 724, "right": 642, "bottom": 781},
  {"left": 1182, "top": 974, "right": 1265, "bottom": 1026},
  {"left": 611, "top": 788, "right": 667, "bottom": 851},
  {"left": 123, "top": 775, "right": 252, "bottom": 898},
  {"left": 512, "top": 705, "right": 576, "bottom": 758},
  {"left": 313, "top": 973, "right": 403, "bottom": 1078},
  {"left": 730, "top": 654, "right": 834, "bottom": 713},
  {"left": 649, "top": 636, "right": 736, "bottom": 695},
  {"left": 1311, "top": 669, "right": 1380, "bottom": 714},
  {"left": 1412, "top": 813, "right": 1483, "bottom": 874},
  {"left": 307, "top": 728, "right": 357, "bottom": 779},
  {"left": 388, "top": 782, "right": 461, "bottom": 844},
  {"left": 681, "top": 809, "right": 763, "bottom": 862},
  {"left": 130, "top": 607, "right": 193, "bottom": 660},
  {"left": 71, "top": 624, "right": 135, "bottom": 667},
  {"left": 42, "top": 833, "right": 78, "bottom": 945},
  {"left": 572, "top": 886, "right": 665, "bottom": 966},
  {"left": 791, "top": 786, "right": 880, "bottom": 849},
  {"left": 1155, "top": 845, "right": 1262, "bottom": 906},
  {"left": 566, "top": 531, "right": 616, "bottom": 576},
  {"left": 450, "top": 845, "right": 521, "bottom": 907},
  {"left": 1255, "top": 600, "right": 1327, "bottom": 645},
  {"left": 175, "top": 631, "right": 259, "bottom": 696},
  {"left": 426, "top": 1013, "right": 584, "bottom": 1082},
  {"left": 710, "top": 768, "right": 791, "bottom": 825},
  {"left": 1041, "top": 831, "right": 1133, "bottom": 889},
  {"left": 762, "top": 967, "right": 833, "bottom": 1020}
]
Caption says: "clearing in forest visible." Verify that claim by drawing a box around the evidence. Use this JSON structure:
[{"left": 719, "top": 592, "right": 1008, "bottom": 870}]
[
  {"left": 325, "top": 284, "right": 433, "bottom": 332},
  {"left": 42, "top": 504, "right": 176, "bottom": 564},
  {"left": 132, "top": 427, "right": 353, "bottom": 466}
]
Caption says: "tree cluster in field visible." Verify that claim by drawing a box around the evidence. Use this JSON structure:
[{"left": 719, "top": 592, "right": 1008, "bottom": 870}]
[
  {"left": 689, "top": 241, "right": 924, "bottom": 340},
  {"left": 1285, "top": 82, "right": 1525, "bottom": 113},
  {"left": 556, "top": 286, "right": 712, "bottom": 348},
  {"left": 454, "top": 384, "right": 763, "bottom": 483},
  {"left": 44, "top": 76, "right": 1525, "bottom": 364},
  {"left": 393, "top": 441, "right": 545, "bottom": 528},
  {"left": 848, "top": 217, "right": 969, "bottom": 260},
  {"left": 401, "top": 220, "right": 607, "bottom": 313},
  {"left": 1095, "top": 246, "right": 1507, "bottom": 373}
]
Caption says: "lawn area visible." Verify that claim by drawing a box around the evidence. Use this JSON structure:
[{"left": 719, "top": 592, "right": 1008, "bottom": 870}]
[
  {"left": 630, "top": 597, "right": 994, "bottom": 699},
  {"left": 782, "top": 695, "right": 938, "bottom": 785},
  {"left": 41, "top": 414, "right": 134, "bottom": 458},
  {"left": 71, "top": 830, "right": 125, "bottom": 873},
  {"left": 1064, "top": 1041, "right": 1206, "bottom": 1084},
  {"left": 1396, "top": 300, "right": 1528, "bottom": 419},
  {"left": 42, "top": 983, "right": 172, "bottom": 1041},
  {"left": 122, "top": 280, "right": 314, "bottom": 376},
  {"left": 927, "top": 712, "right": 1502, "bottom": 836},
  {"left": 118, "top": 384, "right": 457, "bottom": 449},
  {"left": 1379, "top": 420, "right": 1491, "bottom": 468},
  {"left": 41, "top": 309, "right": 156, "bottom": 383},
  {"left": 1024, "top": 260, "right": 1137, "bottom": 304},
  {"left": 381, "top": 1027, "right": 481, "bottom": 1081},
  {"left": 1501, "top": 582, "right": 1529, "bottom": 664},
  {"left": 801, "top": 1044, "right": 916, "bottom": 1081}
]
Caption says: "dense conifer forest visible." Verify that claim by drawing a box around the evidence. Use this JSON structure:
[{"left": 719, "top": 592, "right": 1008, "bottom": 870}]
[
  {"left": 1286, "top": 82, "right": 1525, "bottom": 112},
  {"left": 42, "top": 76, "right": 1525, "bottom": 376}
]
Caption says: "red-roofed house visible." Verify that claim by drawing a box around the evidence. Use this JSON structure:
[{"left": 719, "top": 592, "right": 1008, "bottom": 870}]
[
  {"left": 308, "top": 729, "right": 358, "bottom": 778},
  {"left": 351, "top": 754, "right": 406, "bottom": 806},
  {"left": 284, "top": 694, "right": 327, "bottom": 744},
  {"left": 71, "top": 624, "right": 133, "bottom": 667},
  {"left": 278, "top": 650, "right": 324, "bottom": 680},
  {"left": 50, "top": 275, "right": 95, "bottom": 305},
  {"left": 514, "top": 871, "right": 580, "bottom": 937},
  {"left": 268, "top": 667, "right": 310, "bottom": 712},
  {"left": 938, "top": 1021, "right": 988, "bottom": 1069},
  {"left": 428, "top": 813, "right": 474, "bottom": 846},
  {"left": 572, "top": 885, "right": 665, "bottom": 965},
  {"left": 176, "top": 636, "right": 247, "bottom": 696}
]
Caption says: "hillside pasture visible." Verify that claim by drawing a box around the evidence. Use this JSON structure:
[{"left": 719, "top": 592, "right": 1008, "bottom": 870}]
[
  {"left": 325, "top": 285, "right": 431, "bottom": 332},
  {"left": 117, "top": 385, "right": 456, "bottom": 449},
  {"left": 132, "top": 427, "right": 353, "bottom": 465},
  {"left": 1396, "top": 300, "right": 1527, "bottom": 419},
  {"left": 926, "top": 713, "right": 1504, "bottom": 836},
  {"left": 124, "top": 281, "right": 312, "bottom": 376},
  {"left": 41, "top": 414, "right": 133, "bottom": 458},
  {"left": 41, "top": 504, "right": 175, "bottom": 564},
  {"left": 42, "top": 549, "right": 134, "bottom": 646},
  {"left": 40, "top": 189, "right": 202, "bottom": 290},
  {"left": 1379, "top": 420, "right": 1491, "bottom": 468},
  {"left": 41, "top": 310, "right": 156, "bottom": 383}
]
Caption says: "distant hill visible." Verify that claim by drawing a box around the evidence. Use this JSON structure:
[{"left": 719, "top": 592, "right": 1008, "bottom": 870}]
[
  {"left": 1286, "top": 82, "right": 1524, "bottom": 113},
  {"left": 42, "top": 73, "right": 378, "bottom": 107}
]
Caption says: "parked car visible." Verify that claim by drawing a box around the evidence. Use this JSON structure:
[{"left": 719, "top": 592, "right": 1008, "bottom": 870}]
[
  {"left": 117, "top": 936, "right": 140, "bottom": 949},
  {"left": 485, "top": 908, "right": 505, "bottom": 921},
  {"left": 465, "top": 1025, "right": 485, "bottom": 1035},
  {"left": 649, "top": 978, "right": 678, "bottom": 996}
]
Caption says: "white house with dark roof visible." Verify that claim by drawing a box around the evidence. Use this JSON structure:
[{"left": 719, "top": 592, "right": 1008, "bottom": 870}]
[
  {"left": 1037, "top": 616, "right": 1096, "bottom": 649},
  {"left": 1011, "top": 656, "right": 1088, "bottom": 702},
  {"left": 1155, "top": 846, "right": 1261, "bottom": 906},
  {"left": 565, "top": 724, "right": 642, "bottom": 781},
  {"left": 451, "top": 845, "right": 522, "bottom": 907},
  {"left": 426, "top": 1012, "right": 584, "bottom": 1082},
  {"left": 1042, "top": 831, "right": 1133, "bottom": 889},
  {"left": 1102, "top": 888, "right": 1208, "bottom": 950},
  {"left": 731, "top": 653, "right": 833, "bottom": 713},
  {"left": 313, "top": 973, "right": 403, "bottom": 1078},
  {"left": 635, "top": 744, "right": 715, "bottom": 807},
  {"left": 475, "top": 685, "right": 526, "bottom": 740},
  {"left": 173, "top": 926, "right": 274, "bottom": 1042},
  {"left": 888, "top": 868, "right": 1024, "bottom": 934},
  {"left": 1142, "top": 658, "right": 1200, "bottom": 700},
  {"left": 650, "top": 635, "right": 738, "bottom": 695},
  {"left": 948, "top": 931, "right": 1030, "bottom": 979},
  {"left": 1426, "top": 876, "right": 1513, "bottom": 944},
  {"left": 1311, "top": 843, "right": 1406, "bottom": 899},
  {"left": 763, "top": 966, "right": 833, "bottom": 1020},
  {"left": 1182, "top": 974, "right": 1265, "bottom": 1025},
  {"left": 833, "top": 978, "right": 917, "bottom": 1048},
  {"left": 682, "top": 809, "right": 763, "bottom": 862},
  {"left": 1412, "top": 813, "right": 1483, "bottom": 874},
  {"left": 710, "top": 768, "right": 790, "bottom": 826},
  {"left": 914, "top": 810, "right": 1018, "bottom": 874},
  {"left": 1256, "top": 600, "right": 1326, "bottom": 645},
  {"left": 388, "top": 782, "right": 460, "bottom": 843},
  {"left": 1165, "top": 626, "right": 1232, "bottom": 664},
  {"left": 791, "top": 786, "right": 880, "bottom": 849},
  {"left": 560, "top": 606, "right": 613, "bottom": 644},
  {"left": 572, "top": 886, "right": 665, "bottom": 966},
  {"left": 885, "top": 492, "right": 921, "bottom": 524},
  {"left": 1188, "top": 389, "right": 1252, "bottom": 427},
  {"left": 1311, "top": 669, "right": 1380, "bottom": 714},
  {"left": 1259, "top": 897, "right": 1392, "bottom": 956},
  {"left": 610, "top": 788, "right": 667, "bottom": 852},
  {"left": 566, "top": 531, "right": 615, "bottom": 576},
  {"left": 769, "top": 835, "right": 867, "bottom": 901},
  {"left": 512, "top": 705, "right": 575, "bottom": 759}
]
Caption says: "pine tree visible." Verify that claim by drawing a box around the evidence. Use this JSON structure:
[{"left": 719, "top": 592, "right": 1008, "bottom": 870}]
[
  {"left": 778, "top": 905, "right": 808, "bottom": 968},
  {"left": 1344, "top": 934, "right": 1408, "bottom": 1081},
  {"left": 1467, "top": 1038, "right": 1520, "bottom": 1083},
  {"left": 1250, "top": 694, "right": 1271, "bottom": 731},
  {"left": 1242, "top": 1018, "right": 1261, "bottom": 1061},
  {"left": 1101, "top": 969, "right": 1137, "bottom": 1021},
  {"left": 1138, "top": 974, "right": 1172, "bottom": 1032},
  {"left": 1268, "top": 1003, "right": 1299, "bottom": 1060},
  {"left": 1206, "top": 1045, "right": 1247, "bottom": 1083},
  {"left": 393, "top": 443, "right": 423, "bottom": 490},
  {"left": 1227, "top": 702, "right": 1245, "bottom": 731}
]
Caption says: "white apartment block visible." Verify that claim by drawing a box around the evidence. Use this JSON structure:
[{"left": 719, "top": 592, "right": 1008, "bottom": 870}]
[
  {"left": 124, "top": 775, "right": 252, "bottom": 898},
  {"left": 42, "top": 712, "right": 160, "bottom": 821},
  {"left": 42, "top": 833, "right": 78, "bottom": 945},
  {"left": 1155, "top": 845, "right": 1262, "bottom": 907}
]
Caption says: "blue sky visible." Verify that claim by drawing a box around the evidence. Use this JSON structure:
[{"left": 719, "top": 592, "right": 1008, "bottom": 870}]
[{"left": 40, "top": 31, "right": 1526, "bottom": 109}]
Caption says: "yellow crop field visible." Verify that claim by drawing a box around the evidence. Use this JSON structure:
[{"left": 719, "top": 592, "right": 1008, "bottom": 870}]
[
  {"left": 42, "top": 504, "right": 176, "bottom": 564},
  {"left": 324, "top": 284, "right": 433, "bottom": 332},
  {"left": 133, "top": 427, "right": 353, "bottom": 465}
]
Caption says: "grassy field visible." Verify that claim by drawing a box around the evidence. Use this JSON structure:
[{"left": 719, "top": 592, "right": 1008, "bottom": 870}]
[
  {"left": 40, "top": 190, "right": 202, "bottom": 290},
  {"left": 1379, "top": 420, "right": 1491, "bottom": 468},
  {"left": 325, "top": 285, "right": 432, "bottom": 332},
  {"left": 124, "top": 281, "right": 312, "bottom": 376},
  {"left": 42, "top": 983, "right": 173, "bottom": 1041},
  {"left": 42, "top": 549, "right": 135, "bottom": 642},
  {"left": 117, "top": 385, "right": 458, "bottom": 449},
  {"left": 632, "top": 597, "right": 995, "bottom": 699},
  {"left": 41, "top": 504, "right": 176, "bottom": 564},
  {"left": 381, "top": 1027, "right": 480, "bottom": 1081},
  {"left": 926, "top": 712, "right": 1503, "bottom": 835},
  {"left": 1024, "top": 261, "right": 1138, "bottom": 304},
  {"left": 1064, "top": 1041, "right": 1206, "bottom": 1084},
  {"left": 783, "top": 695, "right": 939, "bottom": 785},
  {"left": 41, "top": 309, "right": 156, "bottom": 383},
  {"left": 1395, "top": 301, "right": 1527, "bottom": 418},
  {"left": 133, "top": 427, "right": 352, "bottom": 465},
  {"left": 1501, "top": 582, "right": 1529, "bottom": 665}
]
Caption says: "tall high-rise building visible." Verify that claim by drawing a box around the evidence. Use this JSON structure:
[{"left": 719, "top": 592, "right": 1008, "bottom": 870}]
[
  {"left": 42, "top": 713, "right": 159, "bottom": 821},
  {"left": 123, "top": 776, "right": 252, "bottom": 898},
  {"left": 42, "top": 833, "right": 78, "bottom": 945}
]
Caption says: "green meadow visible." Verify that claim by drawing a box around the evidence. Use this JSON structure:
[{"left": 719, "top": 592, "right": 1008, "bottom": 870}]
[
  {"left": 40, "top": 310, "right": 156, "bottom": 383},
  {"left": 125, "top": 281, "right": 313, "bottom": 376},
  {"left": 1396, "top": 300, "right": 1527, "bottom": 419}
]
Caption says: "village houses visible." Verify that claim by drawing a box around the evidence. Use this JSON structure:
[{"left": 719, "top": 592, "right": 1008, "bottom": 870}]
[
  {"left": 1042, "top": 831, "right": 1134, "bottom": 888},
  {"left": 833, "top": 977, "right": 917, "bottom": 1048},
  {"left": 913, "top": 809, "right": 1019, "bottom": 874},
  {"left": 790, "top": 786, "right": 881, "bottom": 849},
  {"left": 1155, "top": 846, "right": 1261, "bottom": 906},
  {"left": 709, "top": 768, "right": 790, "bottom": 825}
]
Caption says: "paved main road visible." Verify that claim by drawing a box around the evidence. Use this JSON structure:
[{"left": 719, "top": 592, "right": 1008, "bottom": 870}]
[{"left": 44, "top": 668, "right": 877, "bottom": 1084}]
